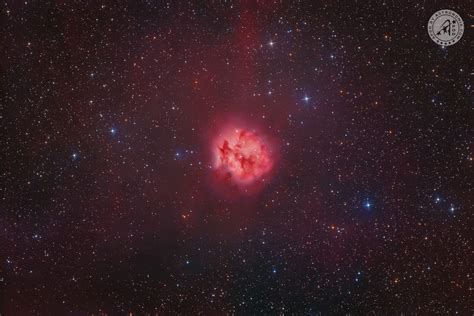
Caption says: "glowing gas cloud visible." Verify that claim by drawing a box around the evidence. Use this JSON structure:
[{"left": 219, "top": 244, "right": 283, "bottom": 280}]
[{"left": 212, "top": 126, "right": 274, "bottom": 186}]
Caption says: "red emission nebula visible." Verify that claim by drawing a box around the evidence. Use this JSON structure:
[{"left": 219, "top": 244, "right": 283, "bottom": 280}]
[{"left": 212, "top": 125, "right": 275, "bottom": 191}]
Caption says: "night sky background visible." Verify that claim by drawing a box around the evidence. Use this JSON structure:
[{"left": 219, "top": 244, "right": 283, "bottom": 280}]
[{"left": 1, "top": 1, "right": 472, "bottom": 314}]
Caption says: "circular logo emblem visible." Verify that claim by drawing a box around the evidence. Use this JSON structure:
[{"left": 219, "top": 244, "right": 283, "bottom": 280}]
[{"left": 428, "top": 9, "right": 464, "bottom": 46}]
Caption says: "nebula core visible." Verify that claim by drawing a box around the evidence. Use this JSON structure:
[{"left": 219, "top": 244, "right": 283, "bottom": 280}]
[{"left": 213, "top": 127, "right": 273, "bottom": 186}]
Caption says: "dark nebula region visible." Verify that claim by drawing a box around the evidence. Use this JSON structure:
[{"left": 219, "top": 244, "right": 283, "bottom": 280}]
[{"left": 0, "top": 1, "right": 472, "bottom": 314}]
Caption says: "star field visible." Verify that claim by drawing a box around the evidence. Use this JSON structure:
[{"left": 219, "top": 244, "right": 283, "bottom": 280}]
[{"left": 0, "top": 1, "right": 472, "bottom": 314}]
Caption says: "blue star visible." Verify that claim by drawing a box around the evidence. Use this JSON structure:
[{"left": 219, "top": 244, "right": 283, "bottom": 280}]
[
  {"left": 363, "top": 199, "right": 372, "bottom": 210},
  {"left": 302, "top": 95, "right": 310, "bottom": 102},
  {"left": 110, "top": 128, "right": 117, "bottom": 135}
]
